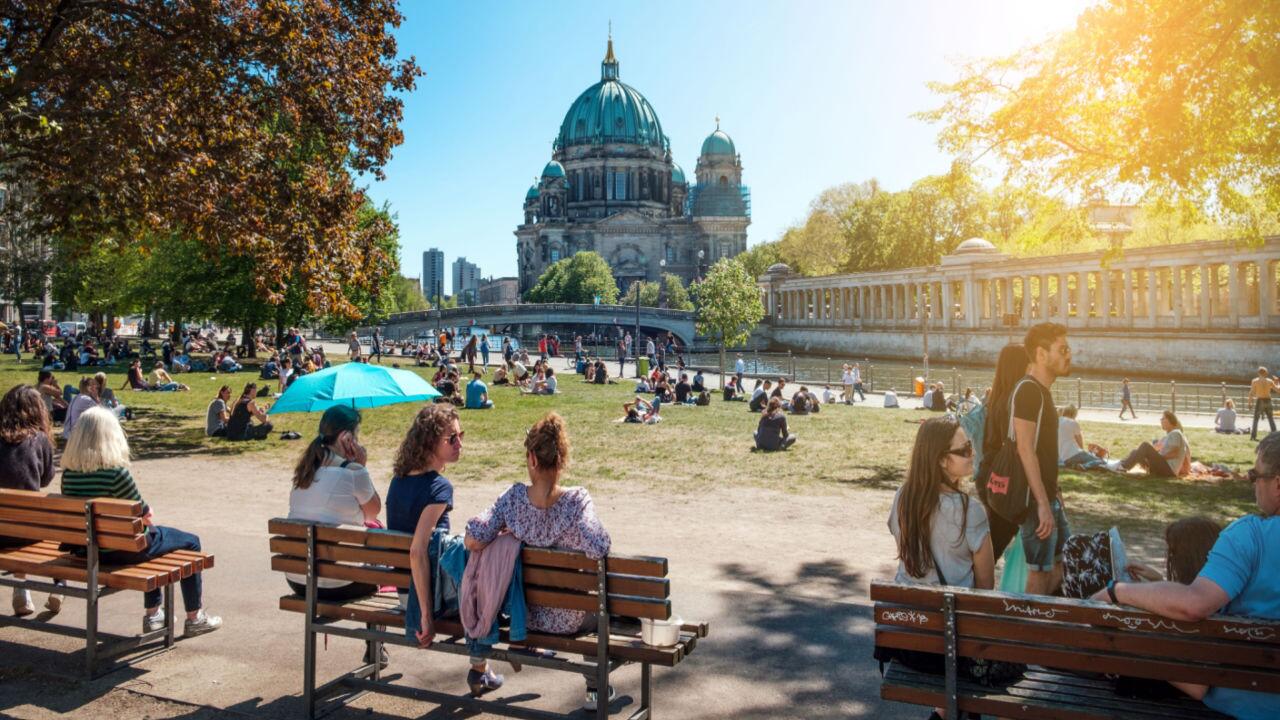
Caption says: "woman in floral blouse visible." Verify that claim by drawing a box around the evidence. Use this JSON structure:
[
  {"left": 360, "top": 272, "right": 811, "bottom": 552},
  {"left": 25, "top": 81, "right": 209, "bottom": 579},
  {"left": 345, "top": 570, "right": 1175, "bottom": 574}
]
[{"left": 465, "top": 412, "right": 613, "bottom": 711}]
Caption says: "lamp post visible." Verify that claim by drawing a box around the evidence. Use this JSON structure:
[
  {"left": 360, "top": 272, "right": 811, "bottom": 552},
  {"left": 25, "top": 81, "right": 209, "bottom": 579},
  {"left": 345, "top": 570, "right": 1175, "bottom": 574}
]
[
  {"left": 696, "top": 249, "right": 706, "bottom": 282},
  {"left": 658, "top": 258, "right": 667, "bottom": 309}
]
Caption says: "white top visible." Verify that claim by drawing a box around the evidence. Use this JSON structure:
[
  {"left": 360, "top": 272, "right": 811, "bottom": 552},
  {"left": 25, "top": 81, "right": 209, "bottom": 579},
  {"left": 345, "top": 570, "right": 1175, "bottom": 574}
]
[
  {"left": 842, "top": 370, "right": 854, "bottom": 385},
  {"left": 735, "top": 358, "right": 745, "bottom": 373},
  {"left": 822, "top": 388, "right": 835, "bottom": 404},
  {"left": 921, "top": 392, "right": 934, "bottom": 409},
  {"left": 888, "top": 487, "right": 990, "bottom": 588},
  {"left": 1216, "top": 408, "right": 1237, "bottom": 432},
  {"left": 883, "top": 390, "right": 899, "bottom": 408},
  {"left": 544, "top": 375, "right": 558, "bottom": 393},
  {"left": 286, "top": 455, "right": 376, "bottom": 587},
  {"left": 64, "top": 394, "right": 98, "bottom": 439},
  {"left": 1057, "top": 416, "right": 1084, "bottom": 463}
]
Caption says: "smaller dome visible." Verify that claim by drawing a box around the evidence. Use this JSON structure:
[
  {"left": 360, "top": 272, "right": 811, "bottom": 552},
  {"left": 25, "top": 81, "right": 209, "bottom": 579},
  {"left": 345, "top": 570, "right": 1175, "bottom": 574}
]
[
  {"left": 701, "top": 129, "right": 736, "bottom": 157},
  {"left": 542, "top": 161, "right": 566, "bottom": 178},
  {"left": 525, "top": 184, "right": 540, "bottom": 200},
  {"left": 955, "top": 237, "right": 997, "bottom": 254},
  {"left": 764, "top": 262, "right": 792, "bottom": 275},
  {"left": 671, "top": 163, "right": 686, "bottom": 184}
]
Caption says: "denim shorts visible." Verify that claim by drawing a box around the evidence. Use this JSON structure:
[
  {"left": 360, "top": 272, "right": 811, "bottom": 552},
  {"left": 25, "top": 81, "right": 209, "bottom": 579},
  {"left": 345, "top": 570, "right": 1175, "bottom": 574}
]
[{"left": 1019, "top": 498, "right": 1070, "bottom": 572}]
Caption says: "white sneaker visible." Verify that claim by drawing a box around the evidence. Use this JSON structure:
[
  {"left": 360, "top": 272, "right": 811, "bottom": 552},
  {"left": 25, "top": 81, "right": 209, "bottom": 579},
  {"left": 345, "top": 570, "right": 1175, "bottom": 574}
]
[
  {"left": 583, "top": 685, "right": 616, "bottom": 712},
  {"left": 12, "top": 590, "right": 34, "bottom": 617},
  {"left": 143, "top": 609, "right": 165, "bottom": 633},
  {"left": 184, "top": 609, "right": 222, "bottom": 636}
]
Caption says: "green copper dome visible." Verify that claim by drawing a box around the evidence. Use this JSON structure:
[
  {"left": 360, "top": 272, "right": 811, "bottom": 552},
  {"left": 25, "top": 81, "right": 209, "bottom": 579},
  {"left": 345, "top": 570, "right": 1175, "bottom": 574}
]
[
  {"left": 526, "top": 183, "right": 540, "bottom": 200},
  {"left": 671, "top": 163, "right": 686, "bottom": 184},
  {"left": 542, "top": 160, "right": 566, "bottom": 178},
  {"left": 701, "top": 128, "right": 736, "bottom": 157},
  {"left": 555, "top": 39, "right": 668, "bottom": 151}
]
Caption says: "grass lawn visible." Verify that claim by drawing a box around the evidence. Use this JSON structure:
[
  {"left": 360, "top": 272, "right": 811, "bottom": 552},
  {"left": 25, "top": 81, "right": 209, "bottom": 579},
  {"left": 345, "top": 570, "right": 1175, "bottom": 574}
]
[{"left": 0, "top": 352, "right": 1260, "bottom": 556}]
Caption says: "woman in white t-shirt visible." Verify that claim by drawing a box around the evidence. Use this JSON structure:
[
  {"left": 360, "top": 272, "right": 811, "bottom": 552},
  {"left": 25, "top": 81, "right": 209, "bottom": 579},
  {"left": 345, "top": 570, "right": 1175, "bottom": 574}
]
[
  {"left": 889, "top": 415, "right": 993, "bottom": 590},
  {"left": 1057, "top": 405, "right": 1106, "bottom": 470},
  {"left": 285, "top": 405, "right": 381, "bottom": 600},
  {"left": 1215, "top": 399, "right": 1239, "bottom": 434}
]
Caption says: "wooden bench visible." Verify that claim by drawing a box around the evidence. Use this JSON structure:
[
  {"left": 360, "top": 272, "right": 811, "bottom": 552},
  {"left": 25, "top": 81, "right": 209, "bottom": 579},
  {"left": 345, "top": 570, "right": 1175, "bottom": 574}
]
[
  {"left": 871, "top": 580, "right": 1280, "bottom": 719},
  {"left": 0, "top": 488, "right": 215, "bottom": 676},
  {"left": 268, "top": 518, "right": 709, "bottom": 720}
]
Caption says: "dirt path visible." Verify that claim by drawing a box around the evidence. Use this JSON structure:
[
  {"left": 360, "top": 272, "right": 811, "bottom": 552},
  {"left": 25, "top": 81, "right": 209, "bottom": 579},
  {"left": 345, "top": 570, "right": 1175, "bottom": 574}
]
[{"left": 0, "top": 451, "right": 916, "bottom": 719}]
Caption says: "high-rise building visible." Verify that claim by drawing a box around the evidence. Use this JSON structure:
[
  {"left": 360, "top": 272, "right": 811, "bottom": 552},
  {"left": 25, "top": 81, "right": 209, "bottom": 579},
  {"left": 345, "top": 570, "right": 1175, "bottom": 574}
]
[
  {"left": 452, "top": 257, "right": 481, "bottom": 306},
  {"left": 422, "top": 248, "right": 445, "bottom": 305}
]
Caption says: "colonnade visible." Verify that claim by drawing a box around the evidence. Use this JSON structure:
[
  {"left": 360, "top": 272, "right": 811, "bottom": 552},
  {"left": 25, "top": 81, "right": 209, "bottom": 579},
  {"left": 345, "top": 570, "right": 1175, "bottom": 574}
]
[{"left": 760, "top": 239, "right": 1280, "bottom": 332}]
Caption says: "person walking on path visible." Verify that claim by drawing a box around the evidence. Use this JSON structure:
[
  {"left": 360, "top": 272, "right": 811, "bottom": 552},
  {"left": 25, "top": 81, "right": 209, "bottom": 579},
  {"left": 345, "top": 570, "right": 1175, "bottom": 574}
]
[
  {"left": 1119, "top": 378, "right": 1138, "bottom": 420},
  {"left": 347, "top": 332, "right": 361, "bottom": 361},
  {"left": 735, "top": 353, "right": 746, "bottom": 391},
  {"left": 479, "top": 335, "right": 490, "bottom": 368},
  {"left": 1249, "top": 367, "right": 1278, "bottom": 441},
  {"left": 371, "top": 328, "right": 383, "bottom": 365}
]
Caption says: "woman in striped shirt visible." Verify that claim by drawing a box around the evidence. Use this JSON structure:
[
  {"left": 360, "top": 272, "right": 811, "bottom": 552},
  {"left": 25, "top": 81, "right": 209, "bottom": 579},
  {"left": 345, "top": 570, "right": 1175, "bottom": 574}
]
[{"left": 61, "top": 407, "right": 222, "bottom": 636}]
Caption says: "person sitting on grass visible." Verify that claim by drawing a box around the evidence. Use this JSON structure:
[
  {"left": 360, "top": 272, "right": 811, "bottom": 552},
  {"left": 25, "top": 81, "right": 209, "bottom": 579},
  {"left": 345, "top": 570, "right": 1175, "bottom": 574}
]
[
  {"left": 1092, "top": 433, "right": 1280, "bottom": 719},
  {"left": 93, "top": 372, "right": 129, "bottom": 421},
  {"left": 749, "top": 379, "right": 770, "bottom": 412},
  {"left": 525, "top": 367, "right": 557, "bottom": 395},
  {"left": 465, "top": 371, "right": 493, "bottom": 409},
  {"left": 722, "top": 376, "right": 740, "bottom": 402},
  {"left": 822, "top": 385, "right": 836, "bottom": 405},
  {"left": 215, "top": 351, "right": 242, "bottom": 373},
  {"left": 633, "top": 374, "right": 651, "bottom": 393},
  {"left": 63, "top": 376, "right": 100, "bottom": 439},
  {"left": 1215, "top": 399, "right": 1241, "bottom": 435},
  {"left": 883, "top": 388, "right": 900, "bottom": 408},
  {"left": 1116, "top": 410, "right": 1191, "bottom": 478},
  {"left": 122, "top": 359, "right": 152, "bottom": 392},
  {"left": 491, "top": 363, "right": 510, "bottom": 385},
  {"left": 623, "top": 396, "right": 661, "bottom": 424},
  {"left": 789, "top": 387, "right": 812, "bottom": 416},
  {"left": 675, "top": 373, "right": 693, "bottom": 404},
  {"left": 1057, "top": 405, "right": 1107, "bottom": 470},
  {"left": 465, "top": 413, "right": 614, "bottom": 711},
  {"left": 593, "top": 359, "right": 611, "bottom": 384},
  {"left": 206, "top": 385, "right": 231, "bottom": 437},
  {"left": 37, "top": 370, "right": 70, "bottom": 421},
  {"left": 62, "top": 407, "right": 222, "bottom": 637},
  {"left": 226, "top": 383, "right": 273, "bottom": 441},
  {"left": 692, "top": 370, "right": 707, "bottom": 393},
  {"left": 0, "top": 385, "right": 65, "bottom": 617},
  {"left": 151, "top": 361, "right": 188, "bottom": 391},
  {"left": 755, "top": 397, "right": 797, "bottom": 452},
  {"left": 260, "top": 354, "right": 280, "bottom": 380}
]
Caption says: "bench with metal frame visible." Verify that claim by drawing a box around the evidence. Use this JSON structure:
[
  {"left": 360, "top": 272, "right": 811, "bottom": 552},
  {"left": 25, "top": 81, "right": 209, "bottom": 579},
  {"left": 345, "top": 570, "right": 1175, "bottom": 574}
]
[
  {"left": 871, "top": 580, "right": 1280, "bottom": 719},
  {"left": 0, "top": 488, "right": 215, "bottom": 676},
  {"left": 268, "top": 518, "right": 709, "bottom": 720}
]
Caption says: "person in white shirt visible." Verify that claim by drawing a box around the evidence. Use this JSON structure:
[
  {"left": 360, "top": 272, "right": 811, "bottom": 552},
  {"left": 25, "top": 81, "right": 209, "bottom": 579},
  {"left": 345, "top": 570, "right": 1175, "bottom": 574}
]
[
  {"left": 883, "top": 389, "right": 899, "bottom": 408},
  {"left": 850, "top": 363, "right": 867, "bottom": 401},
  {"left": 734, "top": 354, "right": 746, "bottom": 389},
  {"left": 63, "top": 376, "right": 99, "bottom": 438},
  {"left": 1215, "top": 399, "right": 1240, "bottom": 434},
  {"left": 1057, "top": 405, "right": 1105, "bottom": 469},
  {"left": 822, "top": 386, "right": 835, "bottom": 405},
  {"left": 921, "top": 384, "right": 935, "bottom": 410}
]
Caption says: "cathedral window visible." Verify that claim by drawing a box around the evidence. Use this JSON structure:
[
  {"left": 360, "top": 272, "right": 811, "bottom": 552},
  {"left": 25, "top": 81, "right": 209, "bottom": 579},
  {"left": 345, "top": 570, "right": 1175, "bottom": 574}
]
[
  {"left": 615, "top": 172, "right": 627, "bottom": 200},
  {"left": 550, "top": 247, "right": 561, "bottom": 263},
  {"left": 719, "top": 175, "right": 729, "bottom": 187},
  {"left": 665, "top": 245, "right": 675, "bottom": 264}
]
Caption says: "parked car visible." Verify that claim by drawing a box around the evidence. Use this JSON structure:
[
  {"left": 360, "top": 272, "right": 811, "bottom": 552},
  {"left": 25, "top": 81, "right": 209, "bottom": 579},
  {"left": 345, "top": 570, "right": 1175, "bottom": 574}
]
[{"left": 57, "top": 321, "right": 86, "bottom": 337}]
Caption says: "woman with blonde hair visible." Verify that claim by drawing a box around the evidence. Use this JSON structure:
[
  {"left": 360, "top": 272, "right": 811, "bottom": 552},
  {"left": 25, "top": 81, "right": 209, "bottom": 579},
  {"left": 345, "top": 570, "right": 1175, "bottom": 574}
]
[
  {"left": 61, "top": 407, "right": 221, "bottom": 636},
  {"left": 0, "top": 385, "right": 62, "bottom": 616},
  {"left": 466, "top": 413, "right": 613, "bottom": 711}
]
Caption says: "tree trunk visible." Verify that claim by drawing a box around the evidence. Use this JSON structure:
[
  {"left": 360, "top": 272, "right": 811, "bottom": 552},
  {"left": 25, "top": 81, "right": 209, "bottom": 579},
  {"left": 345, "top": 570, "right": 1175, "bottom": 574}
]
[{"left": 242, "top": 323, "right": 257, "bottom": 358}]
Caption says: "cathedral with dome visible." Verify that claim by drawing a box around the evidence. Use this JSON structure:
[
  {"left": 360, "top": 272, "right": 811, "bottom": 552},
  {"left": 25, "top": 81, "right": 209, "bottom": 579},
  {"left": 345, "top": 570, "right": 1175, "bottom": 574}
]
[{"left": 516, "top": 35, "right": 750, "bottom": 296}]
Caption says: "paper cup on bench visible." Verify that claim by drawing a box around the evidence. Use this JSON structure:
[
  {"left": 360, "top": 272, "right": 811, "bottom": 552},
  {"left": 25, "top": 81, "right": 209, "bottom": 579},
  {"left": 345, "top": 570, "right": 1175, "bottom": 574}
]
[{"left": 640, "top": 616, "right": 683, "bottom": 647}]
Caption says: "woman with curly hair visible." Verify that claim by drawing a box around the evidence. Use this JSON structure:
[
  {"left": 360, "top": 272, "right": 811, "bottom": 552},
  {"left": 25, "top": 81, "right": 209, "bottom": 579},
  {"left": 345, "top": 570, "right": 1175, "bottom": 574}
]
[
  {"left": 386, "top": 404, "right": 462, "bottom": 652},
  {"left": 465, "top": 412, "right": 613, "bottom": 712},
  {"left": 0, "top": 384, "right": 61, "bottom": 616}
]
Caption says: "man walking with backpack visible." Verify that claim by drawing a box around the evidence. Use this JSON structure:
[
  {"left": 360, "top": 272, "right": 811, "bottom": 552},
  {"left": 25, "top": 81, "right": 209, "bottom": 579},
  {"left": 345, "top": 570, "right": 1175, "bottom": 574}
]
[{"left": 1013, "top": 323, "right": 1073, "bottom": 595}]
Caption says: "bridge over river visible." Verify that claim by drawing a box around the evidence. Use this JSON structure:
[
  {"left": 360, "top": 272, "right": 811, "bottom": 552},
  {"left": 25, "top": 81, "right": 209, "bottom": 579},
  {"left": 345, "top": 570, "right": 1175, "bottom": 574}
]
[{"left": 367, "top": 303, "right": 698, "bottom": 347}]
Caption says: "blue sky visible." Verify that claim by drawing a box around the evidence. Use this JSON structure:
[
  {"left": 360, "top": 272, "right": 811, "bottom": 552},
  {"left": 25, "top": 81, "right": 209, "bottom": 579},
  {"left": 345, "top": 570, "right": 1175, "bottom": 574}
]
[{"left": 368, "top": 0, "right": 1091, "bottom": 293}]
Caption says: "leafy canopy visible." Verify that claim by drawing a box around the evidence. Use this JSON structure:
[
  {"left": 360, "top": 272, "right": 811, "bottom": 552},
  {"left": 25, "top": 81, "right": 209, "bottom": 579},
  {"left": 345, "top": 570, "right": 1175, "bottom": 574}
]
[
  {"left": 1, "top": 1, "right": 422, "bottom": 315},
  {"left": 692, "top": 258, "right": 764, "bottom": 350},
  {"left": 525, "top": 252, "right": 620, "bottom": 304},
  {"left": 919, "top": 0, "right": 1280, "bottom": 238}
]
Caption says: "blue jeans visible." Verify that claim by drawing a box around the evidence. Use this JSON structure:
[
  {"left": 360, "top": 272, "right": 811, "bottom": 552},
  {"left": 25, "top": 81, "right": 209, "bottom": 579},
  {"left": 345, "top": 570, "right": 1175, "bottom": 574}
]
[
  {"left": 107, "top": 526, "right": 203, "bottom": 613},
  {"left": 1020, "top": 498, "right": 1070, "bottom": 572},
  {"left": 1063, "top": 450, "right": 1107, "bottom": 471}
]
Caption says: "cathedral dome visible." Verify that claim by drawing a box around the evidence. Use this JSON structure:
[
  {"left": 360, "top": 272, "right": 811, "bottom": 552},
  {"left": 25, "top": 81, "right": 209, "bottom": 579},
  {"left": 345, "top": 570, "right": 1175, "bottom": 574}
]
[
  {"left": 671, "top": 163, "right": 686, "bottom": 185},
  {"left": 700, "top": 127, "right": 736, "bottom": 157},
  {"left": 526, "top": 183, "right": 540, "bottom": 200},
  {"left": 542, "top": 161, "right": 566, "bottom": 179},
  {"left": 555, "top": 39, "right": 668, "bottom": 151}
]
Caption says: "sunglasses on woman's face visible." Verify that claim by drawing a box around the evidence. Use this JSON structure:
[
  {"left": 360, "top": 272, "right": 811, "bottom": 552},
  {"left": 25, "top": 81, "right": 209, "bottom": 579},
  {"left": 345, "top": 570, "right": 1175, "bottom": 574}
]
[
  {"left": 944, "top": 441, "right": 973, "bottom": 459},
  {"left": 447, "top": 431, "right": 465, "bottom": 446},
  {"left": 1246, "top": 468, "right": 1276, "bottom": 484}
]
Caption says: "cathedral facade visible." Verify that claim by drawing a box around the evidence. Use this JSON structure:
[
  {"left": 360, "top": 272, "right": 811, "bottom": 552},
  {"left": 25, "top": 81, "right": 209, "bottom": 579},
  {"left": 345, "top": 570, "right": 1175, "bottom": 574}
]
[{"left": 515, "top": 37, "right": 750, "bottom": 296}]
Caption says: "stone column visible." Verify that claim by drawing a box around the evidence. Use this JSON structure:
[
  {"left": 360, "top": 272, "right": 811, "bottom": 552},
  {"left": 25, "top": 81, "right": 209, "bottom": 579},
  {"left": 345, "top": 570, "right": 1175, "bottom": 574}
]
[
  {"left": 1021, "top": 276, "right": 1033, "bottom": 325},
  {"left": 1262, "top": 260, "right": 1276, "bottom": 322},
  {"left": 942, "top": 281, "right": 954, "bottom": 329},
  {"left": 1058, "top": 273, "right": 1069, "bottom": 323},
  {"left": 1122, "top": 268, "right": 1133, "bottom": 324},
  {"left": 1099, "top": 269, "right": 1111, "bottom": 327},
  {"left": 1200, "top": 264, "right": 1212, "bottom": 327},
  {"left": 1172, "top": 266, "right": 1184, "bottom": 327},
  {"left": 1148, "top": 269, "right": 1159, "bottom": 324},
  {"left": 1228, "top": 261, "right": 1241, "bottom": 326}
]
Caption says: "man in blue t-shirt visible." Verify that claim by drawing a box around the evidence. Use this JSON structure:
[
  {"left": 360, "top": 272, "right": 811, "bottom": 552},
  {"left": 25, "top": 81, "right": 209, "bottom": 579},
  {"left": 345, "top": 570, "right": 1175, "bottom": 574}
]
[
  {"left": 1093, "top": 431, "right": 1280, "bottom": 719},
  {"left": 465, "top": 371, "right": 492, "bottom": 409}
]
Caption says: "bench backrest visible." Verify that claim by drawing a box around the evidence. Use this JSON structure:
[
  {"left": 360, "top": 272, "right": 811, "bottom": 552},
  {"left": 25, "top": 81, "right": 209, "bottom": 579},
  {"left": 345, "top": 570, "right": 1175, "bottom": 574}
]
[
  {"left": 268, "top": 518, "right": 672, "bottom": 620},
  {"left": 871, "top": 581, "right": 1280, "bottom": 695},
  {"left": 0, "top": 488, "right": 147, "bottom": 552}
]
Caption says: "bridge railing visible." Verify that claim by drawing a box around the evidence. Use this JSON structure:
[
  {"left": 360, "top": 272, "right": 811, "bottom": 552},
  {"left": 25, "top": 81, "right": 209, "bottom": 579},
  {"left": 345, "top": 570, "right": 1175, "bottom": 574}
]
[{"left": 383, "top": 303, "right": 695, "bottom": 325}]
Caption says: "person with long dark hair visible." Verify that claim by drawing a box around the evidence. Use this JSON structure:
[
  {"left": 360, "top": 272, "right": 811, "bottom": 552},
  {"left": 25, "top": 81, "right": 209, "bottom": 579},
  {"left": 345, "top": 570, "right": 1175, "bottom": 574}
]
[
  {"left": 0, "top": 385, "right": 62, "bottom": 616},
  {"left": 976, "top": 343, "right": 1030, "bottom": 559},
  {"left": 226, "top": 383, "right": 273, "bottom": 441}
]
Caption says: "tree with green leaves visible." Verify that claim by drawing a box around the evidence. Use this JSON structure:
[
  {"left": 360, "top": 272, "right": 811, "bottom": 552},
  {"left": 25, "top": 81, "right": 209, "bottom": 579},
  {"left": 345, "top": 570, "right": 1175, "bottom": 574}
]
[
  {"left": 620, "top": 273, "right": 693, "bottom": 310},
  {"left": 736, "top": 241, "right": 784, "bottom": 280},
  {"left": 524, "top": 252, "right": 619, "bottom": 304},
  {"left": 919, "top": 0, "right": 1280, "bottom": 239},
  {"left": 620, "top": 280, "right": 659, "bottom": 308},
  {"left": 691, "top": 258, "right": 765, "bottom": 377}
]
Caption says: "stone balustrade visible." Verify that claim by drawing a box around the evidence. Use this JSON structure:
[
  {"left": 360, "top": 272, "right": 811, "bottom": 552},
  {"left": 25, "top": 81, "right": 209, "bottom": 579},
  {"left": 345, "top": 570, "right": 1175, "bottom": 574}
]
[{"left": 757, "top": 237, "right": 1280, "bottom": 333}]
